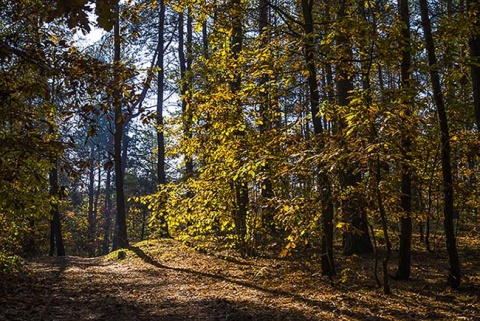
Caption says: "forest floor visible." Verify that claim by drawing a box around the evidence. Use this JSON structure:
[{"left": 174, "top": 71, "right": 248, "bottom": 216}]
[{"left": 1, "top": 236, "right": 479, "bottom": 321}]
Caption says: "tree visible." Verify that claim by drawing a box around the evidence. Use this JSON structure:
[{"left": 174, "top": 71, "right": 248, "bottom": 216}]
[
  {"left": 258, "top": 0, "right": 276, "bottom": 234},
  {"left": 229, "top": 0, "right": 249, "bottom": 257},
  {"left": 334, "top": 0, "right": 373, "bottom": 255},
  {"left": 396, "top": 0, "right": 413, "bottom": 281},
  {"left": 178, "top": 7, "right": 194, "bottom": 181},
  {"left": 300, "top": 0, "right": 335, "bottom": 275},
  {"left": 419, "top": 0, "right": 461, "bottom": 289},
  {"left": 468, "top": 0, "right": 480, "bottom": 131},
  {"left": 157, "top": 0, "right": 167, "bottom": 187},
  {"left": 112, "top": 2, "right": 129, "bottom": 250}
]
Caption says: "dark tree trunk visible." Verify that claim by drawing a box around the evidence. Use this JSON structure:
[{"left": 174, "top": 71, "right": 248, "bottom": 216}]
[
  {"left": 178, "top": 9, "right": 194, "bottom": 181},
  {"left": 336, "top": 0, "right": 372, "bottom": 256},
  {"left": 258, "top": 0, "right": 276, "bottom": 234},
  {"left": 88, "top": 157, "right": 96, "bottom": 257},
  {"left": 230, "top": 0, "right": 250, "bottom": 257},
  {"left": 301, "top": 0, "right": 335, "bottom": 275},
  {"left": 157, "top": 0, "right": 166, "bottom": 187},
  {"left": 49, "top": 161, "right": 65, "bottom": 256},
  {"left": 396, "top": 0, "right": 413, "bottom": 280},
  {"left": 419, "top": 0, "right": 461, "bottom": 289},
  {"left": 301, "top": 0, "right": 322, "bottom": 135},
  {"left": 155, "top": 0, "right": 170, "bottom": 238},
  {"left": 468, "top": 0, "right": 480, "bottom": 130},
  {"left": 49, "top": 219, "right": 55, "bottom": 257},
  {"left": 112, "top": 2, "right": 129, "bottom": 250},
  {"left": 234, "top": 181, "right": 249, "bottom": 257}
]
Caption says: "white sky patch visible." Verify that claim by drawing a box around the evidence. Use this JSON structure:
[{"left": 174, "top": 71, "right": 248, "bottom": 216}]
[
  {"left": 72, "top": 4, "right": 105, "bottom": 48},
  {"left": 74, "top": 26, "right": 105, "bottom": 48}
]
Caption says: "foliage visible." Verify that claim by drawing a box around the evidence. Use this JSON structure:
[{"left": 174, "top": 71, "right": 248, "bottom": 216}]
[{"left": 1, "top": 0, "right": 480, "bottom": 293}]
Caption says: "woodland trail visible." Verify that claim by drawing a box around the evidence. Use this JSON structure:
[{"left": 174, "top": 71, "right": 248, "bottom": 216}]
[
  {"left": 1, "top": 242, "right": 332, "bottom": 321},
  {"left": 1, "top": 239, "right": 479, "bottom": 320}
]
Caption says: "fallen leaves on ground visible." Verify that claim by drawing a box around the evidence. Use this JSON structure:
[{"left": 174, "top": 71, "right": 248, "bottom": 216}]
[{"left": 1, "top": 237, "right": 479, "bottom": 320}]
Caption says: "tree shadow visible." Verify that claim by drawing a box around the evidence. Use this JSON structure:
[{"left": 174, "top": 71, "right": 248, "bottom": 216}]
[{"left": 128, "top": 246, "right": 390, "bottom": 321}]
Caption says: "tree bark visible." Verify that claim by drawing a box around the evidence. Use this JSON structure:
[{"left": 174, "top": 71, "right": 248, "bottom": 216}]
[
  {"left": 301, "top": 0, "right": 335, "bottom": 275},
  {"left": 258, "top": 0, "right": 276, "bottom": 234},
  {"left": 336, "top": 0, "right": 373, "bottom": 256},
  {"left": 419, "top": 0, "right": 461, "bottom": 289},
  {"left": 153, "top": 0, "right": 170, "bottom": 238},
  {"left": 112, "top": 2, "right": 129, "bottom": 250},
  {"left": 157, "top": 0, "right": 166, "bottom": 186},
  {"left": 178, "top": 9, "right": 194, "bottom": 181},
  {"left": 102, "top": 164, "right": 113, "bottom": 255},
  {"left": 230, "top": 0, "right": 250, "bottom": 257},
  {"left": 396, "top": 0, "right": 413, "bottom": 280},
  {"left": 88, "top": 154, "right": 96, "bottom": 257},
  {"left": 467, "top": 0, "right": 480, "bottom": 130},
  {"left": 49, "top": 160, "right": 65, "bottom": 256}
]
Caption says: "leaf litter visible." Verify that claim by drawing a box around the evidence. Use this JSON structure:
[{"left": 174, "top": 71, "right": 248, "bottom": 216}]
[{"left": 1, "top": 237, "right": 479, "bottom": 320}]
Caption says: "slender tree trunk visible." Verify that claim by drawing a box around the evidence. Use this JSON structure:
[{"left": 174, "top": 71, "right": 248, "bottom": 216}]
[
  {"left": 419, "top": 0, "right": 461, "bottom": 289},
  {"left": 178, "top": 9, "right": 194, "bottom": 181},
  {"left": 121, "top": 122, "right": 130, "bottom": 175},
  {"left": 258, "top": 0, "right": 276, "bottom": 234},
  {"left": 230, "top": 0, "right": 249, "bottom": 257},
  {"left": 102, "top": 165, "right": 112, "bottom": 255},
  {"left": 155, "top": 0, "right": 170, "bottom": 238},
  {"left": 301, "top": 0, "right": 335, "bottom": 275},
  {"left": 49, "top": 218, "right": 55, "bottom": 256},
  {"left": 375, "top": 155, "right": 392, "bottom": 294},
  {"left": 233, "top": 180, "right": 249, "bottom": 257},
  {"left": 49, "top": 160, "right": 65, "bottom": 256},
  {"left": 301, "top": 0, "right": 322, "bottom": 135},
  {"left": 157, "top": 0, "right": 166, "bottom": 187},
  {"left": 88, "top": 155, "right": 96, "bottom": 257},
  {"left": 468, "top": 0, "right": 480, "bottom": 130},
  {"left": 93, "top": 166, "right": 101, "bottom": 253},
  {"left": 396, "top": 0, "right": 413, "bottom": 280},
  {"left": 112, "top": 2, "right": 129, "bottom": 250}
]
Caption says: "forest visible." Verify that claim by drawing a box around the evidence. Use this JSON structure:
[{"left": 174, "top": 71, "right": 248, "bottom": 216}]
[{"left": 1, "top": 0, "right": 480, "bottom": 319}]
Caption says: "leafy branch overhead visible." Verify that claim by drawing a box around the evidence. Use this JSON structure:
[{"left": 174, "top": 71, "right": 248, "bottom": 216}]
[{"left": 52, "top": 0, "right": 118, "bottom": 31}]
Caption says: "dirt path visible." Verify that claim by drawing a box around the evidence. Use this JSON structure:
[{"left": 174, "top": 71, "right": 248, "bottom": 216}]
[
  {"left": 1, "top": 239, "right": 479, "bottom": 320},
  {"left": 1, "top": 242, "right": 333, "bottom": 320}
]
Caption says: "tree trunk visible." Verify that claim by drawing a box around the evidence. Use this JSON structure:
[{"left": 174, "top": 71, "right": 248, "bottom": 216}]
[
  {"left": 88, "top": 156, "right": 96, "bottom": 257},
  {"left": 301, "top": 0, "right": 322, "bottom": 135},
  {"left": 234, "top": 180, "right": 249, "bottom": 257},
  {"left": 375, "top": 155, "right": 392, "bottom": 294},
  {"left": 396, "top": 0, "right": 413, "bottom": 280},
  {"left": 49, "top": 160, "right": 65, "bottom": 256},
  {"left": 336, "top": 0, "right": 372, "bottom": 256},
  {"left": 112, "top": 2, "right": 129, "bottom": 250},
  {"left": 157, "top": 0, "right": 166, "bottom": 187},
  {"left": 419, "top": 0, "right": 461, "bottom": 289},
  {"left": 230, "top": 0, "right": 249, "bottom": 257},
  {"left": 155, "top": 0, "right": 170, "bottom": 238},
  {"left": 93, "top": 166, "right": 101, "bottom": 253},
  {"left": 258, "top": 0, "right": 276, "bottom": 234},
  {"left": 301, "top": 0, "right": 335, "bottom": 275},
  {"left": 468, "top": 0, "right": 480, "bottom": 130},
  {"left": 102, "top": 165, "right": 113, "bottom": 255},
  {"left": 178, "top": 9, "right": 194, "bottom": 181}
]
